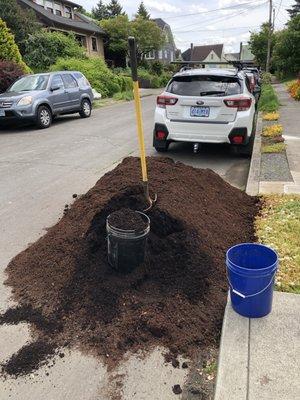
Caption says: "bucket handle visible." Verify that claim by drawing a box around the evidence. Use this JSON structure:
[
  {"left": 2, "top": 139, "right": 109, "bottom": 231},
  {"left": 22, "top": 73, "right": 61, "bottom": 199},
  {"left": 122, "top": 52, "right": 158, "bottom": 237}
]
[{"left": 227, "top": 272, "right": 276, "bottom": 299}]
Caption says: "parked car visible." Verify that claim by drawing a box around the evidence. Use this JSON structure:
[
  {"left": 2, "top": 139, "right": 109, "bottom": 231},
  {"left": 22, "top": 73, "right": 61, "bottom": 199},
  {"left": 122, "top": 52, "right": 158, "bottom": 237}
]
[
  {"left": 0, "top": 71, "right": 93, "bottom": 129},
  {"left": 153, "top": 68, "right": 257, "bottom": 155}
]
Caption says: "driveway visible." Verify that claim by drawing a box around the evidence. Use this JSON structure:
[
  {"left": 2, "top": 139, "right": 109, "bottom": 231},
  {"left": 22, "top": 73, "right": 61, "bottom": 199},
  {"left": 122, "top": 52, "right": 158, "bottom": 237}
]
[{"left": 0, "top": 95, "right": 251, "bottom": 399}]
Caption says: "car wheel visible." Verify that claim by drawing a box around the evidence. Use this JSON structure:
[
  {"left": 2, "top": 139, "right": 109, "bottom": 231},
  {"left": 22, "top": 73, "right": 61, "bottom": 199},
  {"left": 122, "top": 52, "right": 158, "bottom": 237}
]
[
  {"left": 79, "top": 99, "right": 91, "bottom": 118},
  {"left": 36, "top": 105, "right": 52, "bottom": 129}
]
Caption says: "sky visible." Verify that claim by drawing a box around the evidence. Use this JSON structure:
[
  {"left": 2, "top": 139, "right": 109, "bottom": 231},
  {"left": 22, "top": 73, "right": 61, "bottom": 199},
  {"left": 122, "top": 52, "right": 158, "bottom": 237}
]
[{"left": 76, "top": 0, "right": 295, "bottom": 52}]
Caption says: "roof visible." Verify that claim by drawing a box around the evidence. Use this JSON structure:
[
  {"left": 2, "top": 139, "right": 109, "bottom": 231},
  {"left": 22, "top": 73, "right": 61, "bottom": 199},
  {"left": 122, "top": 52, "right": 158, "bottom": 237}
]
[
  {"left": 153, "top": 18, "right": 169, "bottom": 29},
  {"left": 17, "top": 0, "right": 106, "bottom": 35},
  {"left": 182, "top": 48, "right": 192, "bottom": 61},
  {"left": 225, "top": 52, "right": 240, "bottom": 61},
  {"left": 174, "top": 68, "right": 240, "bottom": 78},
  {"left": 191, "top": 44, "right": 224, "bottom": 61}
]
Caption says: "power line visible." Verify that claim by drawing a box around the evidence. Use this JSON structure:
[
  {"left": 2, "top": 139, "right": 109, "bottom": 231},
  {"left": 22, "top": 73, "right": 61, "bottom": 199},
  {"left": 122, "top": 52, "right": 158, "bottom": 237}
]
[
  {"left": 164, "top": 0, "right": 267, "bottom": 20},
  {"left": 174, "top": 25, "right": 260, "bottom": 34},
  {"left": 173, "top": 2, "right": 268, "bottom": 33}
]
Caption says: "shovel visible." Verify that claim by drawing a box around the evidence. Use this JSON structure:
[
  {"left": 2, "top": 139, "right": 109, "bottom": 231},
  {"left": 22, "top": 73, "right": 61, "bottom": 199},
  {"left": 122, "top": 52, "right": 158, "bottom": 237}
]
[{"left": 128, "top": 36, "right": 157, "bottom": 211}]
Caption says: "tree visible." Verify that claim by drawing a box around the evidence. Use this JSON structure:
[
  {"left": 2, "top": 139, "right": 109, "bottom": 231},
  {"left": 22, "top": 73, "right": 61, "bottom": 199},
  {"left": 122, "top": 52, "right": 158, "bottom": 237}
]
[
  {"left": 0, "top": 60, "right": 26, "bottom": 93},
  {"left": 249, "top": 23, "right": 277, "bottom": 68},
  {"left": 77, "top": 6, "right": 92, "bottom": 18},
  {"left": 0, "top": 0, "right": 40, "bottom": 55},
  {"left": 287, "top": 0, "right": 300, "bottom": 19},
  {"left": 107, "top": 0, "right": 125, "bottom": 18},
  {"left": 135, "top": 2, "right": 150, "bottom": 19},
  {"left": 23, "top": 31, "right": 86, "bottom": 72},
  {"left": 131, "top": 17, "right": 165, "bottom": 62},
  {"left": 100, "top": 15, "right": 131, "bottom": 67},
  {"left": 273, "top": 14, "right": 300, "bottom": 76},
  {"left": 0, "top": 18, "right": 28, "bottom": 72},
  {"left": 91, "top": 1, "right": 109, "bottom": 20}
]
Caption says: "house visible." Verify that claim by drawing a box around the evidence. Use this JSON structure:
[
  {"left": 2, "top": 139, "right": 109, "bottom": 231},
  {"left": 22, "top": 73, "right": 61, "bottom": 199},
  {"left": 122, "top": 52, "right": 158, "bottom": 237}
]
[
  {"left": 17, "top": 0, "right": 106, "bottom": 58},
  {"left": 224, "top": 52, "right": 240, "bottom": 62},
  {"left": 239, "top": 43, "right": 255, "bottom": 64},
  {"left": 145, "top": 18, "right": 177, "bottom": 64},
  {"left": 182, "top": 43, "right": 227, "bottom": 67}
]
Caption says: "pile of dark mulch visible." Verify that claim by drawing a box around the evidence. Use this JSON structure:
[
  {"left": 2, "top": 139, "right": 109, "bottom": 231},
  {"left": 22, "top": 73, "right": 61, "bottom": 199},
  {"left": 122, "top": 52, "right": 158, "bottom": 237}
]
[{"left": 1, "top": 157, "right": 259, "bottom": 376}]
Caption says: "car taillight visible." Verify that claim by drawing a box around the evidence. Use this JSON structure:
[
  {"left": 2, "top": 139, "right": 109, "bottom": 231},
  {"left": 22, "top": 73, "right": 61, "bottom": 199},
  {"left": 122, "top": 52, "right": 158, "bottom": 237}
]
[
  {"left": 224, "top": 98, "right": 252, "bottom": 111},
  {"left": 156, "top": 131, "right": 167, "bottom": 140},
  {"left": 231, "top": 135, "right": 244, "bottom": 144},
  {"left": 157, "top": 95, "right": 178, "bottom": 108}
]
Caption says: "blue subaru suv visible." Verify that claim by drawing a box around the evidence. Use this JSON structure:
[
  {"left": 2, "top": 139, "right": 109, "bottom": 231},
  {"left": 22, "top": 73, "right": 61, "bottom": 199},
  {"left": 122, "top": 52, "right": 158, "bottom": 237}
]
[{"left": 0, "top": 71, "right": 94, "bottom": 129}]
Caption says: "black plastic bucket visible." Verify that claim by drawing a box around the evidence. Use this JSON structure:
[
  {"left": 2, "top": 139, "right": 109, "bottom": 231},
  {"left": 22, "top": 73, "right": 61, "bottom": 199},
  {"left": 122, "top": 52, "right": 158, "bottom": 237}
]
[{"left": 106, "top": 211, "right": 150, "bottom": 273}]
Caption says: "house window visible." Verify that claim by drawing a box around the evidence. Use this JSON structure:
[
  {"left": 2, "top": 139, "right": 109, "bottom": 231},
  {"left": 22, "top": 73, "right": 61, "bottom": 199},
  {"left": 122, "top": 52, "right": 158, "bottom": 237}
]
[
  {"left": 145, "top": 50, "right": 155, "bottom": 60},
  {"left": 158, "top": 50, "right": 163, "bottom": 59},
  {"left": 35, "top": 0, "right": 44, "bottom": 5},
  {"left": 76, "top": 35, "right": 87, "bottom": 48},
  {"left": 65, "top": 5, "right": 72, "bottom": 19},
  {"left": 211, "top": 53, "right": 214, "bottom": 60},
  {"left": 164, "top": 50, "right": 168, "bottom": 59},
  {"left": 45, "top": 1, "right": 53, "bottom": 12},
  {"left": 92, "top": 37, "right": 98, "bottom": 52},
  {"left": 54, "top": 2, "right": 62, "bottom": 16}
]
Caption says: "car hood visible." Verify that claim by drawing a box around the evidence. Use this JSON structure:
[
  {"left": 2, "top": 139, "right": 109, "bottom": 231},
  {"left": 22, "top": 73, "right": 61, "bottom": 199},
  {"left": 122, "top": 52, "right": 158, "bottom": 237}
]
[{"left": 0, "top": 91, "right": 43, "bottom": 101}]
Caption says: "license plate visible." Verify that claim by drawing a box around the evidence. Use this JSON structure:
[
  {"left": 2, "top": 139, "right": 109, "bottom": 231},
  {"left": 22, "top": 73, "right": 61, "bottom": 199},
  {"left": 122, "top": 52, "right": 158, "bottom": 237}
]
[
  {"left": 0, "top": 110, "right": 5, "bottom": 117},
  {"left": 190, "top": 106, "right": 210, "bottom": 117}
]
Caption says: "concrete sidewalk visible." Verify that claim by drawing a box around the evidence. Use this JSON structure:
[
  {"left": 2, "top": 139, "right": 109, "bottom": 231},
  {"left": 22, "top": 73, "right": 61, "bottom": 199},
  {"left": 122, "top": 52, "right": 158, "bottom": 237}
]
[
  {"left": 260, "top": 83, "right": 300, "bottom": 194},
  {"left": 214, "top": 292, "right": 300, "bottom": 400}
]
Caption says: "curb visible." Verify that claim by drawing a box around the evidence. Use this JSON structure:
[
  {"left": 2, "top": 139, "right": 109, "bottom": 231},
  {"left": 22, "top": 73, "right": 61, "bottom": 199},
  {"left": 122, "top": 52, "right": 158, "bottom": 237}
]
[{"left": 246, "top": 114, "right": 262, "bottom": 196}]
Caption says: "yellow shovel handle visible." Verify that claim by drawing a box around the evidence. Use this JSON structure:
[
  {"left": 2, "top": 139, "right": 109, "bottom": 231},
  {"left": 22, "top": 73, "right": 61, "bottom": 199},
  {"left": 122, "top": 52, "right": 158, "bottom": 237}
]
[{"left": 133, "top": 81, "right": 148, "bottom": 183}]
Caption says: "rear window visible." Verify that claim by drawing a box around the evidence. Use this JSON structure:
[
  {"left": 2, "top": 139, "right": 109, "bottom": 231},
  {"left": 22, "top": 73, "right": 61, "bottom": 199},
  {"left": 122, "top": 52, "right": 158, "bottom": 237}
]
[{"left": 167, "top": 75, "right": 242, "bottom": 97}]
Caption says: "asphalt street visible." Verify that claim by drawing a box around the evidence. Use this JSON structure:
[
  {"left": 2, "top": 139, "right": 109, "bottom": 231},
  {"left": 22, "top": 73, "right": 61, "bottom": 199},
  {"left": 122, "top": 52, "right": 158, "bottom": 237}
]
[{"left": 0, "top": 95, "right": 251, "bottom": 399}]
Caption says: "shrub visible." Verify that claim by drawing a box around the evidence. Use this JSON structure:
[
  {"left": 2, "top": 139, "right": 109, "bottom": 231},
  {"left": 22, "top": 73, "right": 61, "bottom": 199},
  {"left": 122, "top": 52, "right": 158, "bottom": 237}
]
[
  {"left": 0, "top": 60, "right": 25, "bottom": 93},
  {"left": 262, "top": 112, "right": 280, "bottom": 121},
  {"left": 258, "top": 84, "right": 279, "bottom": 112},
  {"left": 262, "top": 124, "right": 283, "bottom": 137},
  {"left": 24, "top": 30, "right": 86, "bottom": 72},
  {"left": 113, "top": 91, "right": 133, "bottom": 101},
  {"left": 150, "top": 60, "right": 164, "bottom": 75},
  {"left": 287, "top": 80, "right": 300, "bottom": 101},
  {"left": 50, "top": 57, "right": 130, "bottom": 97},
  {"left": 261, "top": 72, "right": 272, "bottom": 85},
  {"left": 0, "top": 18, "right": 29, "bottom": 72},
  {"left": 262, "top": 143, "right": 286, "bottom": 153}
]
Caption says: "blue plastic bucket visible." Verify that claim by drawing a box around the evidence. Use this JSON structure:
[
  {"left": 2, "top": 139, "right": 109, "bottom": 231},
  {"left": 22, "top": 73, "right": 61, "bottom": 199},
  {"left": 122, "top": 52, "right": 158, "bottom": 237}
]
[{"left": 226, "top": 243, "right": 278, "bottom": 318}]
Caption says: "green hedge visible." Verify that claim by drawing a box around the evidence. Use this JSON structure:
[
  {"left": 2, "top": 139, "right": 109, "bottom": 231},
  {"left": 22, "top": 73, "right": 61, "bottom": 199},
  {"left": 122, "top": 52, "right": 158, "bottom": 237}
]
[
  {"left": 50, "top": 57, "right": 132, "bottom": 97},
  {"left": 258, "top": 84, "right": 279, "bottom": 112}
]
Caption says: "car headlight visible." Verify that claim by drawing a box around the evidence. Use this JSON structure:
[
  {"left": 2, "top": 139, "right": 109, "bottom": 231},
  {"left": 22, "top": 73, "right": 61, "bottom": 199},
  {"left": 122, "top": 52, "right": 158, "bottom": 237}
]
[{"left": 17, "top": 96, "right": 33, "bottom": 106}]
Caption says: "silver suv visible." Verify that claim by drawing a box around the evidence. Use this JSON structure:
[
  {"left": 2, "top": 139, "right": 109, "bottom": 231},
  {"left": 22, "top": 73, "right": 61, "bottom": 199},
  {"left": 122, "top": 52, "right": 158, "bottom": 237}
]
[{"left": 0, "top": 71, "right": 94, "bottom": 129}]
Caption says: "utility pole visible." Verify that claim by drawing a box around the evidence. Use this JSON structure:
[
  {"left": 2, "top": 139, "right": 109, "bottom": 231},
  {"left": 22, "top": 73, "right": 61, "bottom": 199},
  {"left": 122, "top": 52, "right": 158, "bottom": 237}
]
[{"left": 266, "top": 0, "right": 273, "bottom": 72}]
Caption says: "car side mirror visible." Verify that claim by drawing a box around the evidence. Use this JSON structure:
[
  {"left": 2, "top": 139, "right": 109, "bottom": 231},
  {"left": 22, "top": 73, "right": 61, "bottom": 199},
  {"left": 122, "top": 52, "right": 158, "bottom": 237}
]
[
  {"left": 253, "top": 86, "right": 261, "bottom": 95},
  {"left": 51, "top": 85, "right": 61, "bottom": 92}
]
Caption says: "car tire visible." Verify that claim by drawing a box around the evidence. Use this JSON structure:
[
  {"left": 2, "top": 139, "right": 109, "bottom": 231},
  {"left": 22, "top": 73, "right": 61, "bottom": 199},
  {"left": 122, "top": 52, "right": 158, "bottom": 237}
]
[
  {"left": 36, "top": 105, "right": 52, "bottom": 129},
  {"left": 79, "top": 99, "right": 92, "bottom": 118}
]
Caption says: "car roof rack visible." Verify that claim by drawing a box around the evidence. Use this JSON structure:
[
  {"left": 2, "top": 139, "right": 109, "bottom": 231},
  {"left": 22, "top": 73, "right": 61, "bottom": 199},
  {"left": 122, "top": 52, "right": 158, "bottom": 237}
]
[{"left": 171, "top": 60, "right": 259, "bottom": 74}]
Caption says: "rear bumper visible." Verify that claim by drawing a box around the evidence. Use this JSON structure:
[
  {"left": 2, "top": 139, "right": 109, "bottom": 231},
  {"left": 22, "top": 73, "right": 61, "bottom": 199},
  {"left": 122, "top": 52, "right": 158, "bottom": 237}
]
[
  {"left": 154, "top": 108, "right": 253, "bottom": 144},
  {"left": 153, "top": 123, "right": 251, "bottom": 146}
]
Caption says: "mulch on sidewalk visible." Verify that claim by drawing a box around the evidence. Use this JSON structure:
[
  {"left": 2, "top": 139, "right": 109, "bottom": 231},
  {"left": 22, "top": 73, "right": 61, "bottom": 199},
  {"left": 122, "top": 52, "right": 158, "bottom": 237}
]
[{"left": 1, "top": 157, "right": 259, "bottom": 377}]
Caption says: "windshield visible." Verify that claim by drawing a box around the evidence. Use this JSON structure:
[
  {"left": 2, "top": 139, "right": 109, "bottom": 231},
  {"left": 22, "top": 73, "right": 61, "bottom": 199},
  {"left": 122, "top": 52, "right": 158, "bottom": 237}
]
[
  {"left": 8, "top": 75, "right": 50, "bottom": 92},
  {"left": 167, "top": 75, "right": 242, "bottom": 97}
]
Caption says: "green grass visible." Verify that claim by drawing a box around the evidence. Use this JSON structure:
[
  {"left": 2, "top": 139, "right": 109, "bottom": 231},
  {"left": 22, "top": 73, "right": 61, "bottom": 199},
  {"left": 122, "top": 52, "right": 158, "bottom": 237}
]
[
  {"left": 113, "top": 90, "right": 134, "bottom": 101},
  {"left": 258, "top": 84, "right": 280, "bottom": 112},
  {"left": 261, "top": 142, "right": 286, "bottom": 153},
  {"left": 255, "top": 195, "right": 300, "bottom": 293},
  {"left": 203, "top": 360, "right": 217, "bottom": 375}
]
